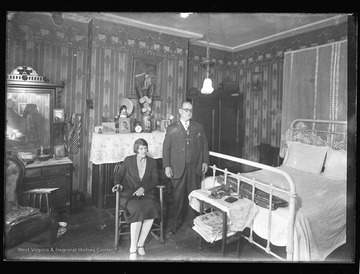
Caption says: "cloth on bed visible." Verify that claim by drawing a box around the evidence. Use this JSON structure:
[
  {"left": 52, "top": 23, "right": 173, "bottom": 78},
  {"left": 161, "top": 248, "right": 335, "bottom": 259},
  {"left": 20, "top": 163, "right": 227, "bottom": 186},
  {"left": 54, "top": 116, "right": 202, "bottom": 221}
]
[
  {"left": 242, "top": 166, "right": 346, "bottom": 261},
  {"left": 217, "top": 175, "right": 289, "bottom": 210}
]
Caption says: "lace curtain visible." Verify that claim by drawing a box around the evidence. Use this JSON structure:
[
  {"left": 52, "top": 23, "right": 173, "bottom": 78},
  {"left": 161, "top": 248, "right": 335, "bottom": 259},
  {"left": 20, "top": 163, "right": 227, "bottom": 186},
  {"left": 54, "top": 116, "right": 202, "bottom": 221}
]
[{"left": 280, "top": 40, "right": 348, "bottom": 157}]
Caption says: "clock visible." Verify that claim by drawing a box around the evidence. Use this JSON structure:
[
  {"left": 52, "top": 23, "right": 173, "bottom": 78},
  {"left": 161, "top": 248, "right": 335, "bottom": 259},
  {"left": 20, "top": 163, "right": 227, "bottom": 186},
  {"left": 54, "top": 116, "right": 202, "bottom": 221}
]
[{"left": 135, "top": 125, "right": 142, "bottom": 133}]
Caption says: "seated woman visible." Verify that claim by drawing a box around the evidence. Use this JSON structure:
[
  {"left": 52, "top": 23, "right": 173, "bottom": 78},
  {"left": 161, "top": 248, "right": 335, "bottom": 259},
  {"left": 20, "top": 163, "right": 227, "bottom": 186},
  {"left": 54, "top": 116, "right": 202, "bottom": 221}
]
[{"left": 114, "top": 138, "right": 160, "bottom": 260}]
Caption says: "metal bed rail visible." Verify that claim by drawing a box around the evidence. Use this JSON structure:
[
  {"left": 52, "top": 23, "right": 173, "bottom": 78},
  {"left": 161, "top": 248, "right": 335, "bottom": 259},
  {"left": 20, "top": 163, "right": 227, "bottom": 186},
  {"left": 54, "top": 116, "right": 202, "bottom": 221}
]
[{"left": 207, "top": 151, "right": 297, "bottom": 261}]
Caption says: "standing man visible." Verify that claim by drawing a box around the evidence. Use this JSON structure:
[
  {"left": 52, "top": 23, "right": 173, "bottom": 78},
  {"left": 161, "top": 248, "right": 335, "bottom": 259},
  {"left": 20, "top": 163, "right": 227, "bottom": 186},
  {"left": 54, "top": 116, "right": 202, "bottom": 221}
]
[{"left": 162, "top": 101, "right": 209, "bottom": 235}]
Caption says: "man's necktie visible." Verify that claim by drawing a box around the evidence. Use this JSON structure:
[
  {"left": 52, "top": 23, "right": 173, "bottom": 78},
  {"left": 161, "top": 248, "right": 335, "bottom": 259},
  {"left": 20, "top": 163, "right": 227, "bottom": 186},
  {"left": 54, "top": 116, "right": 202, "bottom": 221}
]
[
  {"left": 184, "top": 121, "right": 189, "bottom": 132},
  {"left": 184, "top": 121, "right": 190, "bottom": 144}
]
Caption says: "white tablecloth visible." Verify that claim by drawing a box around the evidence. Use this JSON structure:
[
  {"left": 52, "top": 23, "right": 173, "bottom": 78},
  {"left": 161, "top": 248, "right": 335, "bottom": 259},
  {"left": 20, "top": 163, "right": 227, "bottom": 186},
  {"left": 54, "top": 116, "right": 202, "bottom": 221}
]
[{"left": 90, "top": 131, "right": 166, "bottom": 165}]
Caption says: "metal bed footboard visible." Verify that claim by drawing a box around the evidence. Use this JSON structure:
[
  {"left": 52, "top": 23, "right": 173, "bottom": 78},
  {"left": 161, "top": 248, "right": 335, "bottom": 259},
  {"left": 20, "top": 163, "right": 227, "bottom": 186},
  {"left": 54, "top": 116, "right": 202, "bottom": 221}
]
[{"left": 207, "top": 151, "right": 297, "bottom": 261}]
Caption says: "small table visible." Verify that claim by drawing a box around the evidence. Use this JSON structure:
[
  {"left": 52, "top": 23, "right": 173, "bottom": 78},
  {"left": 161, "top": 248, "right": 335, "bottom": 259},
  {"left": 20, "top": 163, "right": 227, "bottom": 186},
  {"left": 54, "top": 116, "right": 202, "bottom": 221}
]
[{"left": 189, "top": 189, "right": 258, "bottom": 257}]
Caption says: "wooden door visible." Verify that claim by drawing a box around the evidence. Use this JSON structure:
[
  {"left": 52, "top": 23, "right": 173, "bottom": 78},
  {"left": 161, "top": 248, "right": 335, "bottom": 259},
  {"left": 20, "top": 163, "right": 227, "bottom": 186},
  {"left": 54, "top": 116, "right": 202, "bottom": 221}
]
[
  {"left": 218, "top": 95, "right": 244, "bottom": 173},
  {"left": 192, "top": 97, "right": 219, "bottom": 153}
]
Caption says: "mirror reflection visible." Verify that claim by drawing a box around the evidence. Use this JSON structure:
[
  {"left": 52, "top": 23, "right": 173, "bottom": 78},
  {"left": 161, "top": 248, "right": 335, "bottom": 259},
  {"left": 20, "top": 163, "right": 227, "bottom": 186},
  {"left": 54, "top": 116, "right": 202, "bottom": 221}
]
[{"left": 6, "top": 92, "right": 50, "bottom": 150}]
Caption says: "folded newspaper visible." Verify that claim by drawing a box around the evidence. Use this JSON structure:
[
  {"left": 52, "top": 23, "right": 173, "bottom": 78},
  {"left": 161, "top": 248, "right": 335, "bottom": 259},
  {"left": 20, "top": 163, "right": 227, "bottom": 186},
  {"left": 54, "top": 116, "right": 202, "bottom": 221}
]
[{"left": 192, "top": 210, "right": 236, "bottom": 243}]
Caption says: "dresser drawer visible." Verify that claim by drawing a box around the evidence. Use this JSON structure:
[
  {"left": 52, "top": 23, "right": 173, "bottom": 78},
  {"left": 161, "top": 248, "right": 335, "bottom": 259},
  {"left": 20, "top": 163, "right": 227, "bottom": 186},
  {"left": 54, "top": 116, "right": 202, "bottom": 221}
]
[
  {"left": 42, "top": 165, "right": 70, "bottom": 176},
  {"left": 25, "top": 168, "right": 41, "bottom": 178}
]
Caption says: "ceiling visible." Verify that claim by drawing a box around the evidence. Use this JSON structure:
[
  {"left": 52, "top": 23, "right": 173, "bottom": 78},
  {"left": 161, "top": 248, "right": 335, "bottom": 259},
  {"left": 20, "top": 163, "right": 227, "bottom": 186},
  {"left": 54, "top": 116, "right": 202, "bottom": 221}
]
[{"left": 76, "top": 12, "right": 347, "bottom": 51}]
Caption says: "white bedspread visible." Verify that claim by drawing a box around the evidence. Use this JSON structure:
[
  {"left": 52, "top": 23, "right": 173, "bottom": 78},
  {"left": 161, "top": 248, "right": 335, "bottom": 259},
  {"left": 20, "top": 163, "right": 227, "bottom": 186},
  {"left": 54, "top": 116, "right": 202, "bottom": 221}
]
[{"left": 241, "top": 166, "right": 346, "bottom": 261}]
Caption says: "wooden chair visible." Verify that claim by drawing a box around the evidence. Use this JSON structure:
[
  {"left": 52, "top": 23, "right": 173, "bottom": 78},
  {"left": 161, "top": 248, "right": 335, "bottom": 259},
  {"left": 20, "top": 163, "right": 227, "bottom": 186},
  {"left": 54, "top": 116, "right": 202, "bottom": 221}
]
[
  {"left": 4, "top": 156, "right": 59, "bottom": 251},
  {"left": 111, "top": 162, "right": 165, "bottom": 251}
]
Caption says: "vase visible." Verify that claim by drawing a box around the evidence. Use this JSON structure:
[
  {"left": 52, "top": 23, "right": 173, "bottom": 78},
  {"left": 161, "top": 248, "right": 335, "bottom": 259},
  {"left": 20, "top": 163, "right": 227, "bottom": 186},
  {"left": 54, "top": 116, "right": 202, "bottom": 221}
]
[{"left": 141, "top": 113, "right": 152, "bottom": 133}]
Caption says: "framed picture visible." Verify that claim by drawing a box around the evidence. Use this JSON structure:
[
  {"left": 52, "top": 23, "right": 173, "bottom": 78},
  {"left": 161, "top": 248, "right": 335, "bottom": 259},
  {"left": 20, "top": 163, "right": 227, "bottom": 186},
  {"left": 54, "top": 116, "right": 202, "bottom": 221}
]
[
  {"left": 160, "top": 120, "right": 170, "bottom": 132},
  {"left": 53, "top": 109, "right": 65, "bottom": 122},
  {"left": 54, "top": 144, "right": 65, "bottom": 159},
  {"left": 129, "top": 55, "right": 163, "bottom": 100},
  {"left": 118, "top": 118, "right": 131, "bottom": 133}
]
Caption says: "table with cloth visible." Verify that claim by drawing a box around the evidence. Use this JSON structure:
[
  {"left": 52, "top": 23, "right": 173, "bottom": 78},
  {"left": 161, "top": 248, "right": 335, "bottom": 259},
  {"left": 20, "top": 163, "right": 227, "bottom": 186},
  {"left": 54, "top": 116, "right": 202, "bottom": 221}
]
[
  {"left": 90, "top": 131, "right": 166, "bottom": 164},
  {"left": 189, "top": 188, "right": 259, "bottom": 257}
]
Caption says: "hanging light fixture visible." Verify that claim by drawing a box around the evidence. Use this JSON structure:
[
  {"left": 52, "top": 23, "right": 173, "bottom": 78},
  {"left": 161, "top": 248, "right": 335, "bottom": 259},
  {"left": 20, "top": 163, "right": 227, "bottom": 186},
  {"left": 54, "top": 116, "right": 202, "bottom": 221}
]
[{"left": 200, "top": 14, "right": 215, "bottom": 94}]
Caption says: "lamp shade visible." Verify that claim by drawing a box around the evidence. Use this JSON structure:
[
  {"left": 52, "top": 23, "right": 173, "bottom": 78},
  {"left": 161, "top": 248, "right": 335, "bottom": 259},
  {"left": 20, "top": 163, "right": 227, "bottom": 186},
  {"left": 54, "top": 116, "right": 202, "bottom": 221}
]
[{"left": 201, "top": 78, "right": 214, "bottom": 94}]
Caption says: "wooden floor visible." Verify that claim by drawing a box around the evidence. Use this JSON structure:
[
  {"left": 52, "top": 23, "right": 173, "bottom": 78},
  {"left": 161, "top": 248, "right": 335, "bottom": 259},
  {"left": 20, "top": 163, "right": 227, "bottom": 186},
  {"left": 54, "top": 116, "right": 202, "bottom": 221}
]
[{"left": 4, "top": 206, "right": 351, "bottom": 264}]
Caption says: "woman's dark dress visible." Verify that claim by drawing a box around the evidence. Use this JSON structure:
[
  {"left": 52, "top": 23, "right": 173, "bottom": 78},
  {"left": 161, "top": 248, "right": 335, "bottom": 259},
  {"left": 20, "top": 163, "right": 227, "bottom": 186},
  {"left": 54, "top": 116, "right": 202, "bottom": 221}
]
[{"left": 114, "top": 155, "right": 160, "bottom": 223}]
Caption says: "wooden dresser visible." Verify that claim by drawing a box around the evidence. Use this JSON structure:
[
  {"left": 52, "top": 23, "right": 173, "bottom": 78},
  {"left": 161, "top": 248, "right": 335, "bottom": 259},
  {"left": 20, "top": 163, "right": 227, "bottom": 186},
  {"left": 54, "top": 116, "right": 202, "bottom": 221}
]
[{"left": 22, "top": 158, "right": 73, "bottom": 214}]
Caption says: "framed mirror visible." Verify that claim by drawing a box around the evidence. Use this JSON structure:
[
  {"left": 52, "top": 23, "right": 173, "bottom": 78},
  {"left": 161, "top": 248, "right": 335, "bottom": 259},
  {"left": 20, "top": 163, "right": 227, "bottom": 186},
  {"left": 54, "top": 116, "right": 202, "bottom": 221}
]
[{"left": 6, "top": 66, "right": 64, "bottom": 155}]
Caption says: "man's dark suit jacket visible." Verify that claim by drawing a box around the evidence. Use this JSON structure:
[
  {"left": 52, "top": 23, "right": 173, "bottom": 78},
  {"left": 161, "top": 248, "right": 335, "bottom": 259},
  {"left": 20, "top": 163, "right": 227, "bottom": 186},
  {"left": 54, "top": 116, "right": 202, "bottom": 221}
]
[{"left": 162, "top": 120, "right": 209, "bottom": 179}]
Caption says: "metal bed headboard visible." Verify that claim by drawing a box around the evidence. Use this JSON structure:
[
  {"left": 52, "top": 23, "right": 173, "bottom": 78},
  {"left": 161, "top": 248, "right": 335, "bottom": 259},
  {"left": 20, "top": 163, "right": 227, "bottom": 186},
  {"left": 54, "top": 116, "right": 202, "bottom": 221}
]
[{"left": 280, "top": 119, "right": 347, "bottom": 158}]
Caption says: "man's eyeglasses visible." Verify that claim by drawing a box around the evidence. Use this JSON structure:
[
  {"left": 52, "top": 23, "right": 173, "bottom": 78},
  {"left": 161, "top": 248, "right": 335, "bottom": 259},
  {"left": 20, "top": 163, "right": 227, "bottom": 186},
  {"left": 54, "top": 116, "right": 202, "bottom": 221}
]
[{"left": 181, "top": 108, "right": 193, "bottom": 113}]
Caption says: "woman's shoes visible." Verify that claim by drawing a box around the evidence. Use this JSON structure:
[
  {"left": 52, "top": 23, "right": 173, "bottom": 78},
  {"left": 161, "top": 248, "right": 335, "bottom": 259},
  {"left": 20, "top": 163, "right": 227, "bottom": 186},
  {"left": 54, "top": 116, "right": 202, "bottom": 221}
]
[
  {"left": 129, "top": 251, "right": 137, "bottom": 260},
  {"left": 129, "top": 246, "right": 145, "bottom": 260},
  {"left": 137, "top": 246, "right": 145, "bottom": 256}
]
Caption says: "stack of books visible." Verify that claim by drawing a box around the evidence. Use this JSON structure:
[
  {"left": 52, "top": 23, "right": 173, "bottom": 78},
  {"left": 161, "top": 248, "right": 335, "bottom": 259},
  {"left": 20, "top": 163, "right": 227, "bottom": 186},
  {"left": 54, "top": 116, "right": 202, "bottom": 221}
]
[{"left": 192, "top": 210, "right": 236, "bottom": 243}]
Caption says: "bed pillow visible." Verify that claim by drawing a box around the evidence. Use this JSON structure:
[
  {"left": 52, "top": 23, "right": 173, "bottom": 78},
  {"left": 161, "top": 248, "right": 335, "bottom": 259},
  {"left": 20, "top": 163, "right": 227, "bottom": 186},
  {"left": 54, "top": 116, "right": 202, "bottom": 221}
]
[
  {"left": 283, "top": 141, "right": 328, "bottom": 174},
  {"left": 323, "top": 148, "right": 347, "bottom": 180}
]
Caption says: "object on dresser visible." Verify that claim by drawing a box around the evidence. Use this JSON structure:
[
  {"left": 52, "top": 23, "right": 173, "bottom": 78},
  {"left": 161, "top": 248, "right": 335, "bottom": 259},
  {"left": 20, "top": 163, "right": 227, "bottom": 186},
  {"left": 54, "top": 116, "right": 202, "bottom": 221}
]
[
  {"left": 135, "top": 122, "right": 143, "bottom": 133},
  {"left": 54, "top": 144, "right": 66, "bottom": 159},
  {"left": 38, "top": 154, "right": 52, "bottom": 161},
  {"left": 102, "top": 118, "right": 134, "bottom": 133},
  {"left": 53, "top": 109, "right": 65, "bottom": 122},
  {"left": 17, "top": 152, "right": 36, "bottom": 165},
  {"left": 102, "top": 122, "right": 116, "bottom": 132},
  {"left": 118, "top": 118, "right": 132, "bottom": 133},
  {"left": 37, "top": 145, "right": 52, "bottom": 161},
  {"left": 116, "top": 98, "right": 134, "bottom": 118}
]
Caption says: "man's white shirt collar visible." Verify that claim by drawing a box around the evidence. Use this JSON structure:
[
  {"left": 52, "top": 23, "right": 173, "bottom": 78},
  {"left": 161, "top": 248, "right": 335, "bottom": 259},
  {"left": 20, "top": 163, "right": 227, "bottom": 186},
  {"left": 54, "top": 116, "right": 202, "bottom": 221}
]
[{"left": 180, "top": 119, "right": 189, "bottom": 127}]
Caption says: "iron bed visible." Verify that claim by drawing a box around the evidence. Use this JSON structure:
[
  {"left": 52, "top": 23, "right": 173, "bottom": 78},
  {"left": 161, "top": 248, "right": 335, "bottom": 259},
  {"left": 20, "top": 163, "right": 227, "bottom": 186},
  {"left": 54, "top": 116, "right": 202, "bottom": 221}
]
[{"left": 200, "top": 119, "right": 347, "bottom": 261}]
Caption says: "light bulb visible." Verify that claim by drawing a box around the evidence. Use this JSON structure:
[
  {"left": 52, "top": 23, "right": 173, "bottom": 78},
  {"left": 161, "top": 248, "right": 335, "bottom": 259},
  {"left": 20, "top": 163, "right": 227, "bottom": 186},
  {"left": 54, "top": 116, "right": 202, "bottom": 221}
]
[{"left": 201, "top": 78, "right": 214, "bottom": 94}]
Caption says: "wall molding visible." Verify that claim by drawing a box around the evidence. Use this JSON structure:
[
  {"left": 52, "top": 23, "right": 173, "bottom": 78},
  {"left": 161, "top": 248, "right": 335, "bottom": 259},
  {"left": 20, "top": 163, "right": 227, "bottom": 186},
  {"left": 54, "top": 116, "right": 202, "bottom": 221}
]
[
  {"left": 191, "top": 14, "right": 348, "bottom": 52},
  {"left": 61, "top": 13, "right": 347, "bottom": 53},
  {"left": 91, "top": 12, "right": 204, "bottom": 40},
  {"left": 231, "top": 14, "right": 348, "bottom": 52}
]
